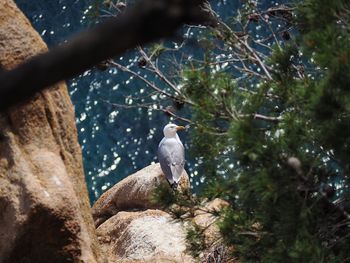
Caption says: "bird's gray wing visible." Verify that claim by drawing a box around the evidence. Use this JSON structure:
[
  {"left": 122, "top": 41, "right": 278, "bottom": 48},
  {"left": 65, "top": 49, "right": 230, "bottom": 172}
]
[{"left": 157, "top": 138, "right": 185, "bottom": 184}]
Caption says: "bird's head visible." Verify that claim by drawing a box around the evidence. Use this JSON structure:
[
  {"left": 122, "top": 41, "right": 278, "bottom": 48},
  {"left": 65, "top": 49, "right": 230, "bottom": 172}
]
[{"left": 163, "top": 123, "right": 185, "bottom": 138}]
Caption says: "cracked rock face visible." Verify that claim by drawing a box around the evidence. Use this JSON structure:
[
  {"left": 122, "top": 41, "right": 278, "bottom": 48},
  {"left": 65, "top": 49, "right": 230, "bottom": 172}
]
[{"left": 0, "top": 1, "right": 103, "bottom": 262}]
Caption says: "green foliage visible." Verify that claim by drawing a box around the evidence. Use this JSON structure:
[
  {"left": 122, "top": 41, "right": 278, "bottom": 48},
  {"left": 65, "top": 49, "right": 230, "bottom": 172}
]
[
  {"left": 151, "top": 183, "right": 198, "bottom": 213},
  {"left": 182, "top": 69, "right": 240, "bottom": 176},
  {"left": 181, "top": 0, "right": 350, "bottom": 261},
  {"left": 90, "top": 0, "right": 350, "bottom": 260},
  {"left": 151, "top": 183, "right": 177, "bottom": 208},
  {"left": 186, "top": 224, "right": 207, "bottom": 258},
  {"left": 148, "top": 43, "right": 166, "bottom": 59},
  {"left": 297, "top": 0, "right": 350, "bottom": 167}
]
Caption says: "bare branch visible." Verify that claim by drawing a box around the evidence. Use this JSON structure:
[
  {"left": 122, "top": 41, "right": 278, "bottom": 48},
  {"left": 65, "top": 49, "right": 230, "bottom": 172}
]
[
  {"left": 205, "top": 4, "right": 274, "bottom": 81},
  {"left": 237, "top": 87, "right": 280, "bottom": 99},
  {"left": 238, "top": 113, "right": 282, "bottom": 123},
  {"left": 101, "top": 98, "right": 193, "bottom": 123},
  {"left": 109, "top": 60, "right": 177, "bottom": 100},
  {"left": 0, "top": 0, "right": 207, "bottom": 111},
  {"left": 138, "top": 47, "right": 183, "bottom": 94}
]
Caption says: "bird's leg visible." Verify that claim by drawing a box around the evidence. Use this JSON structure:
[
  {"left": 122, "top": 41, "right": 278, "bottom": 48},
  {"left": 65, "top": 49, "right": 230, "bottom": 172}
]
[
  {"left": 166, "top": 180, "right": 177, "bottom": 191},
  {"left": 171, "top": 182, "right": 178, "bottom": 190}
]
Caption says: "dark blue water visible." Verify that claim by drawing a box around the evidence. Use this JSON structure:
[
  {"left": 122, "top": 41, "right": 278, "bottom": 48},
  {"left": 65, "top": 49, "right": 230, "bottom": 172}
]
[{"left": 15, "top": 0, "right": 287, "bottom": 203}]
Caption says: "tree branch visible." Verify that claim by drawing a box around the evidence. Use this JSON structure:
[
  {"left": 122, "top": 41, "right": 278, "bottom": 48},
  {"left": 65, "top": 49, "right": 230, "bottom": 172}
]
[
  {"left": 238, "top": 113, "right": 282, "bottom": 123},
  {"left": 0, "top": 0, "right": 207, "bottom": 111},
  {"left": 109, "top": 60, "right": 177, "bottom": 100}
]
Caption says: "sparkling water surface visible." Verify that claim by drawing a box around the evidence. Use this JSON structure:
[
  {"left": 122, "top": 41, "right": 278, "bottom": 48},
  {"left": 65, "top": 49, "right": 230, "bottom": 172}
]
[{"left": 15, "top": 0, "right": 288, "bottom": 203}]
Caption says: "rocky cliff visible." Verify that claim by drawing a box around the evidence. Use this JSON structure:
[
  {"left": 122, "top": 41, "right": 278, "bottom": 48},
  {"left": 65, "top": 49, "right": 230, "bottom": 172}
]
[{"left": 0, "top": 0, "right": 103, "bottom": 262}]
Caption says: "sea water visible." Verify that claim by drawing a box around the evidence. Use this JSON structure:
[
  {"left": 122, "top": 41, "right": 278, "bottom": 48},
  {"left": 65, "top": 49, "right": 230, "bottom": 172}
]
[{"left": 15, "top": 0, "right": 285, "bottom": 203}]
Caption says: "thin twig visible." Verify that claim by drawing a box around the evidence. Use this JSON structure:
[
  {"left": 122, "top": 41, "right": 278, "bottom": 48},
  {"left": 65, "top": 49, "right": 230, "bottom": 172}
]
[
  {"left": 138, "top": 47, "right": 183, "bottom": 94},
  {"left": 109, "top": 60, "right": 177, "bottom": 100},
  {"left": 0, "top": 0, "right": 207, "bottom": 111}
]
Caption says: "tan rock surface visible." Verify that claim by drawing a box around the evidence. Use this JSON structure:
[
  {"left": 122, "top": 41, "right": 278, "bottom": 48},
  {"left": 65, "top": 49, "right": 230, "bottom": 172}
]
[
  {"left": 92, "top": 163, "right": 190, "bottom": 227},
  {"left": 193, "top": 198, "right": 229, "bottom": 247},
  {"left": 96, "top": 209, "right": 194, "bottom": 263},
  {"left": 0, "top": 1, "right": 103, "bottom": 262}
]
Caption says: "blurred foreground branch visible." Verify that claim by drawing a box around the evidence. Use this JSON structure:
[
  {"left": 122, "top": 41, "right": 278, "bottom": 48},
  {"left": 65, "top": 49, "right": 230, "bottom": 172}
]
[{"left": 0, "top": 0, "right": 208, "bottom": 111}]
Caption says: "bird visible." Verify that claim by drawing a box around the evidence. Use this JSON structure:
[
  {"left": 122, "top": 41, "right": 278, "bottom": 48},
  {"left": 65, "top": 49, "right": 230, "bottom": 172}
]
[{"left": 157, "top": 123, "right": 186, "bottom": 189}]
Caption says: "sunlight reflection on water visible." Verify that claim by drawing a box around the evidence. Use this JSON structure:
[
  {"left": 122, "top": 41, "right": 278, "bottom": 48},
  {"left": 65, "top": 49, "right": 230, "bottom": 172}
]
[{"left": 15, "top": 0, "right": 288, "bottom": 203}]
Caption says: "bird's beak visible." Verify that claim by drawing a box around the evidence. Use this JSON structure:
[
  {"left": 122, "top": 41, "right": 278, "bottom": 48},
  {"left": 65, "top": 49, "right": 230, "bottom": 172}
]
[{"left": 176, "top": 126, "right": 186, "bottom": 131}]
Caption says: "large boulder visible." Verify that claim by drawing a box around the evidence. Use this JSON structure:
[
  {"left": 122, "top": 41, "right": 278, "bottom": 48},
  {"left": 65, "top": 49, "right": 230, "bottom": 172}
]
[
  {"left": 92, "top": 163, "right": 190, "bottom": 227},
  {"left": 92, "top": 163, "right": 233, "bottom": 262},
  {"left": 0, "top": 1, "right": 103, "bottom": 262},
  {"left": 92, "top": 163, "right": 193, "bottom": 262},
  {"left": 96, "top": 209, "right": 194, "bottom": 263}
]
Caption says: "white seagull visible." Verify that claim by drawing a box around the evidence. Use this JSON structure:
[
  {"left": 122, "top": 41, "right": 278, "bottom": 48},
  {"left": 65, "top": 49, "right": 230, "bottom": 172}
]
[{"left": 157, "top": 123, "right": 186, "bottom": 189}]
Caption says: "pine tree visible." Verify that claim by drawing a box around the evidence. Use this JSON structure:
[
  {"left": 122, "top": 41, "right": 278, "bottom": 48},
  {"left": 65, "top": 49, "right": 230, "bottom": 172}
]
[
  {"left": 95, "top": 0, "right": 350, "bottom": 261},
  {"left": 183, "top": 0, "right": 350, "bottom": 261}
]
